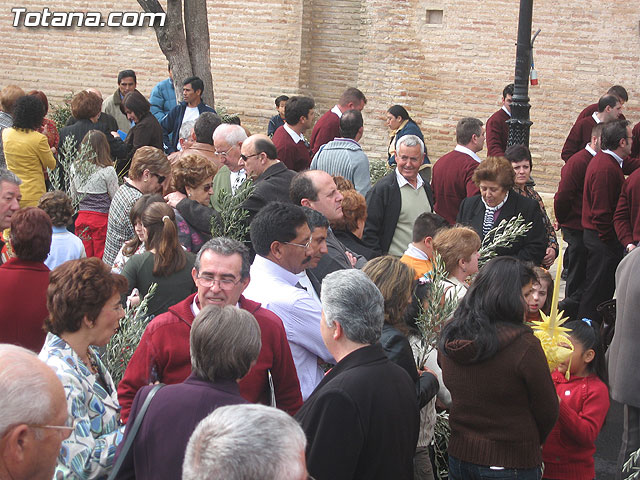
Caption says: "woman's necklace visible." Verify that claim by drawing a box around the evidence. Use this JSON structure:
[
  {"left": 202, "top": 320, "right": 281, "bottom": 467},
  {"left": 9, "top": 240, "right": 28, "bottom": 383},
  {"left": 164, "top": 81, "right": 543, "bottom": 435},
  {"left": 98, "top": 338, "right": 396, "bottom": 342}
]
[{"left": 85, "top": 348, "right": 99, "bottom": 374}]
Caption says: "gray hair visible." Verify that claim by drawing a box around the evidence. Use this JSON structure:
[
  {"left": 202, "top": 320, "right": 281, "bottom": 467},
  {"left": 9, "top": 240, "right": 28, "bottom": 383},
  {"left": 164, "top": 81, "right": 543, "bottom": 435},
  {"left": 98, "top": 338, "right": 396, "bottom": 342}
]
[
  {"left": 396, "top": 134, "right": 425, "bottom": 155},
  {"left": 213, "top": 123, "right": 247, "bottom": 146},
  {"left": 190, "top": 305, "right": 261, "bottom": 382},
  {"left": 0, "top": 344, "right": 53, "bottom": 437},
  {"left": 194, "top": 237, "right": 251, "bottom": 280},
  {"left": 179, "top": 120, "right": 196, "bottom": 141},
  {"left": 321, "top": 269, "right": 384, "bottom": 344},
  {"left": 182, "top": 404, "right": 307, "bottom": 480},
  {"left": 0, "top": 168, "right": 22, "bottom": 188}
]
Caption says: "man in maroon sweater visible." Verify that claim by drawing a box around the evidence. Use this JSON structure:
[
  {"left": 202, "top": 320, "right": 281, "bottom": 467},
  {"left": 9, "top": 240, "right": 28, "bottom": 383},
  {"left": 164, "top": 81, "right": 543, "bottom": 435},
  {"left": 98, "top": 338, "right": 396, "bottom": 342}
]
[
  {"left": 431, "top": 117, "right": 484, "bottom": 224},
  {"left": 272, "top": 96, "right": 315, "bottom": 172},
  {"left": 574, "top": 85, "right": 628, "bottom": 123},
  {"left": 554, "top": 123, "right": 602, "bottom": 319},
  {"left": 309, "top": 87, "right": 367, "bottom": 155},
  {"left": 485, "top": 83, "right": 513, "bottom": 157},
  {"left": 561, "top": 94, "right": 621, "bottom": 161},
  {"left": 614, "top": 167, "right": 640, "bottom": 254},
  {"left": 632, "top": 121, "right": 640, "bottom": 159},
  {"left": 117, "top": 237, "right": 303, "bottom": 423},
  {"left": 579, "top": 119, "right": 633, "bottom": 323}
]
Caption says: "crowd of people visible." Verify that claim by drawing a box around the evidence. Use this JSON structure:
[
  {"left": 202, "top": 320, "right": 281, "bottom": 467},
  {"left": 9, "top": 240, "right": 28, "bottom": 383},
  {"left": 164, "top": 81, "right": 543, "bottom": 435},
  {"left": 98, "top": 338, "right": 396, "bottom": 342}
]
[{"left": 0, "top": 73, "right": 639, "bottom": 480}]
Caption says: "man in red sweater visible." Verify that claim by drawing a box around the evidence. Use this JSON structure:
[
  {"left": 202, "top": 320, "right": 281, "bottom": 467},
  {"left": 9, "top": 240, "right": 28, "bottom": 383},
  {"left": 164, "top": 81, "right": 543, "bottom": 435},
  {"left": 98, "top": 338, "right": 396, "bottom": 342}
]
[
  {"left": 632, "top": 121, "right": 640, "bottom": 159},
  {"left": 485, "top": 83, "right": 513, "bottom": 157},
  {"left": 554, "top": 124, "right": 602, "bottom": 320},
  {"left": 574, "top": 85, "right": 628, "bottom": 123},
  {"left": 614, "top": 167, "right": 640, "bottom": 255},
  {"left": 309, "top": 87, "right": 367, "bottom": 155},
  {"left": 272, "top": 96, "right": 315, "bottom": 172},
  {"left": 431, "top": 117, "right": 484, "bottom": 224},
  {"left": 117, "top": 237, "right": 303, "bottom": 422},
  {"left": 561, "top": 94, "right": 621, "bottom": 161},
  {"left": 579, "top": 119, "right": 633, "bottom": 323}
]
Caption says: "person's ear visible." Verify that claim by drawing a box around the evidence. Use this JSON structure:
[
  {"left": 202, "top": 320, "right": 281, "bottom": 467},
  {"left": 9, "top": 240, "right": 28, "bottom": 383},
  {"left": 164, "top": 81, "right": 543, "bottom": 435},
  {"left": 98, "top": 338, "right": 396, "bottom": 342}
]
[
  {"left": 333, "top": 321, "right": 343, "bottom": 341},
  {"left": 191, "top": 267, "right": 198, "bottom": 284},
  {"left": 584, "top": 348, "right": 596, "bottom": 364},
  {"left": 82, "top": 315, "right": 95, "bottom": 330},
  {"left": 239, "top": 276, "right": 250, "bottom": 291},
  {"left": 300, "top": 198, "right": 312, "bottom": 208},
  {"left": 4, "top": 424, "right": 30, "bottom": 462},
  {"left": 270, "top": 241, "right": 284, "bottom": 260}
]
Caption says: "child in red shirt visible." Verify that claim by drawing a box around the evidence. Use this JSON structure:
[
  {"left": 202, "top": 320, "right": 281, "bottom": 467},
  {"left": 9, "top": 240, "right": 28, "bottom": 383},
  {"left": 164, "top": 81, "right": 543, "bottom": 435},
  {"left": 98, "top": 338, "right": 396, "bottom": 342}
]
[{"left": 542, "top": 319, "right": 610, "bottom": 480}]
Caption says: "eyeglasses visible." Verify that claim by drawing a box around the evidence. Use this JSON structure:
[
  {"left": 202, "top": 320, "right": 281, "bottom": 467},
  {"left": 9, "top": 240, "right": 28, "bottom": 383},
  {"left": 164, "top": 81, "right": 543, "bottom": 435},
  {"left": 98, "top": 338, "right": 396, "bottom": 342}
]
[
  {"left": 240, "top": 153, "right": 260, "bottom": 162},
  {"left": 284, "top": 235, "right": 312, "bottom": 249},
  {"left": 196, "top": 274, "right": 241, "bottom": 290},
  {"left": 203, "top": 184, "right": 214, "bottom": 193},
  {"left": 28, "top": 418, "right": 78, "bottom": 437},
  {"left": 153, "top": 173, "right": 167, "bottom": 184},
  {"left": 214, "top": 145, "right": 235, "bottom": 159}
]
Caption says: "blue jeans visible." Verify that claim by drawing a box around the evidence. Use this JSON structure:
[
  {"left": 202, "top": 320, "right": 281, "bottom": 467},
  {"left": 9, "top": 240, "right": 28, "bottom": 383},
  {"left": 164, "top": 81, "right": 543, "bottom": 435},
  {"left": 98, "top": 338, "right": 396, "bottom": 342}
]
[{"left": 449, "top": 456, "right": 542, "bottom": 480}]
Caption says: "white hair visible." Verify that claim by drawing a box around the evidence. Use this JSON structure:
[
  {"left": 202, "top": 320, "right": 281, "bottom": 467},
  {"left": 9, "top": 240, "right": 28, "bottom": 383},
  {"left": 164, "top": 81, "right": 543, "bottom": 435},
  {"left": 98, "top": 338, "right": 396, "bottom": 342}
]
[
  {"left": 212, "top": 123, "right": 247, "bottom": 146},
  {"left": 396, "top": 134, "right": 425, "bottom": 155},
  {"left": 182, "top": 404, "right": 307, "bottom": 480},
  {"left": 321, "top": 269, "right": 385, "bottom": 344},
  {"left": 0, "top": 168, "right": 22, "bottom": 187},
  {"left": 179, "top": 120, "right": 196, "bottom": 141},
  {"left": 0, "top": 344, "right": 53, "bottom": 437}
]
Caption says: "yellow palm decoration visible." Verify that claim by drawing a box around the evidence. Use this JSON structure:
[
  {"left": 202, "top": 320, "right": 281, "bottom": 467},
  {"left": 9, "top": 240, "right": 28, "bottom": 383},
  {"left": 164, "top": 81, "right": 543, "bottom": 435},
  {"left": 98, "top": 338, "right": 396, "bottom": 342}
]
[{"left": 531, "top": 236, "right": 574, "bottom": 377}]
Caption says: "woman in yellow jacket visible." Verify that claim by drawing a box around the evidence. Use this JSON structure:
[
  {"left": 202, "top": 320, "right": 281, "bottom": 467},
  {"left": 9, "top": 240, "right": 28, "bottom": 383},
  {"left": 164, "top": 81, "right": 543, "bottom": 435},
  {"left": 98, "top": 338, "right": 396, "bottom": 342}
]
[{"left": 3, "top": 95, "right": 56, "bottom": 207}]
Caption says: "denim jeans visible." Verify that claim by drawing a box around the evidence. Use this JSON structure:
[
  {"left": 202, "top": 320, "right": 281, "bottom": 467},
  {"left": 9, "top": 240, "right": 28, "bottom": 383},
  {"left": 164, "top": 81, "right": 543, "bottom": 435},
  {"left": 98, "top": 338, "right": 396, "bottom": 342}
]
[{"left": 449, "top": 456, "right": 542, "bottom": 480}]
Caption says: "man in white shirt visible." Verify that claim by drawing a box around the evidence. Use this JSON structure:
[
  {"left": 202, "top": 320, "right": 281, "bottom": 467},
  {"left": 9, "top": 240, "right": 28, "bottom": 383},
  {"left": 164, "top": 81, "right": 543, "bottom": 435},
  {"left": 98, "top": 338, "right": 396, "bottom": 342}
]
[{"left": 245, "top": 202, "right": 334, "bottom": 400}]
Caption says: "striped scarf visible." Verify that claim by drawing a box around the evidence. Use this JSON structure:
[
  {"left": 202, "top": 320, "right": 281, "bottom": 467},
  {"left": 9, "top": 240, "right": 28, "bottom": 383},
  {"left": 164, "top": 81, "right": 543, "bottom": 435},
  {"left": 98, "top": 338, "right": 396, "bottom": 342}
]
[{"left": 481, "top": 192, "right": 509, "bottom": 236}]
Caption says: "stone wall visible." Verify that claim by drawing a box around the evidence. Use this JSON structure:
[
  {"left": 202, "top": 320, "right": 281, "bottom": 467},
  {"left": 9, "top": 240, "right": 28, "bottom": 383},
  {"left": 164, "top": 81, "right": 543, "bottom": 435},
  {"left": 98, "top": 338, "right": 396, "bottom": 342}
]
[{"left": 1, "top": 0, "right": 639, "bottom": 192}]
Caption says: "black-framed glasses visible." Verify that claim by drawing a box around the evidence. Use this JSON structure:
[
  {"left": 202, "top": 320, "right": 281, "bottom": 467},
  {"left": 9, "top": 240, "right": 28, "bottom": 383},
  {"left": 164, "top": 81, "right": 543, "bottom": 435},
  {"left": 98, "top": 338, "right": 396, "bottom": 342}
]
[
  {"left": 240, "top": 153, "right": 260, "bottom": 162},
  {"left": 284, "top": 235, "right": 312, "bottom": 249},
  {"left": 196, "top": 274, "right": 241, "bottom": 290},
  {"left": 153, "top": 173, "right": 167, "bottom": 184},
  {"left": 203, "top": 183, "right": 214, "bottom": 193}
]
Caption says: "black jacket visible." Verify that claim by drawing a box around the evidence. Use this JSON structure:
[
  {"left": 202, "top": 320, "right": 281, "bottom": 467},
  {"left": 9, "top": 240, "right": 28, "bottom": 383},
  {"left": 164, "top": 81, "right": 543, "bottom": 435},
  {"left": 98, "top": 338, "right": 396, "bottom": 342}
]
[
  {"left": 161, "top": 101, "right": 216, "bottom": 154},
  {"left": 363, "top": 169, "right": 434, "bottom": 256},
  {"left": 332, "top": 229, "right": 377, "bottom": 260},
  {"left": 124, "top": 112, "right": 164, "bottom": 158},
  {"left": 295, "top": 344, "right": 419, "bottom": 480},
  {"left": 242, "top": 161, "right": 295, "bottom": 222},
  {"left": 457, "top": 190, "right": 546, "bottom": 265}
]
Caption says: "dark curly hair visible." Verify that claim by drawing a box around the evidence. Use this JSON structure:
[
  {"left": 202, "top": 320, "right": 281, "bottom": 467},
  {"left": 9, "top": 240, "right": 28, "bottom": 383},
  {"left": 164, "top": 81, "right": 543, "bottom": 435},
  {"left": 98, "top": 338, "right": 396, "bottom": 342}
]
[
  {"left": 10, "top": 207, "right": 52, "bottom": 262},
  {"left": 38, "top": 191, "right": 74, "bottom": 227},
  {"left": 45, "top": 257, "right": 128, "bottom": 335},
  {"left": 12, "top": 95, "right": 44, "bottom": 131}
]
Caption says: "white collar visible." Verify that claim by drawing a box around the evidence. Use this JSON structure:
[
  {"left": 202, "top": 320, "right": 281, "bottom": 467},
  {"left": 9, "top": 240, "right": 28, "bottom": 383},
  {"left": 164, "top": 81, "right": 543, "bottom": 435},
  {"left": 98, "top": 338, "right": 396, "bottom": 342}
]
[
  {"left": 395, "top": 167, "right": 424, "bottom": 190},
  {"left": 585, "top": 144, "right": 597, "bottom": 157},
  {"left": 330, "top": 105, "right": 343, "bottom": 118},
  {"left": 602, "top": 149, "right": 624, "bottom": 168},
  {"left": 191, "top": 295, "right": 200, "bottom": 316},
  {"left": 592, "top": 111, "right": 601, "bottom": 124},
  {"left": 481, "top": 191, "right": 509, "bottom": 211},
  {"left": 403, "top": 243, "right": 430, "bottom": 261},
  {"left": 454, "top": 144, "right": 482, "bottom": 163},
  {"left": 284, "top": 123, "right": 304, "bottom": 144},
  {"left": 253, "top": 254, "right": 300, "bottom": 286},
  {"left": 501, "top": 105, "right": 512, "bottom": 117}
]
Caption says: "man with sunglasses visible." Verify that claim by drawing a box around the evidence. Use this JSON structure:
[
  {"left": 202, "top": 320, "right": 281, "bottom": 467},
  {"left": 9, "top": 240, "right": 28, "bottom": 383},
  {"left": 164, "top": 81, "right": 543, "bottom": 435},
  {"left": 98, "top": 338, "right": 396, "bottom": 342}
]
[
  {"left": 244, "top": 202, "right": 335, "bottom": 400},
  {"left": 117, "top": 237, "right": 303, "bottom": 423},
  {"left": 0, "top": 344, "right": 70, "bottom": 480}
]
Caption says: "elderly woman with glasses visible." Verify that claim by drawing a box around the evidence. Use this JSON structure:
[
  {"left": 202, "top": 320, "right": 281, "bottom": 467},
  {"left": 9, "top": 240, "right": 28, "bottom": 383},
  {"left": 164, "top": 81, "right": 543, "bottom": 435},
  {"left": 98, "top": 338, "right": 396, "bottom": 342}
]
[
  {"left": 38, "top": 257, "right": 128, "bottom": 479},
  {"left": 170, "top": 154, "right": 219, "bottom": 253}
]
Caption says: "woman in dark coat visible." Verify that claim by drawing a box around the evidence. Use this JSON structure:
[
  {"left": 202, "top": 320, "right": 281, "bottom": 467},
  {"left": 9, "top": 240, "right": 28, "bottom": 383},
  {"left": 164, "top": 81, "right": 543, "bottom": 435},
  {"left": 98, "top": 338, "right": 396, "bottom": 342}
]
[
  {"left": 457, "top": 156, "right": 547, "bottom": 265},
  {"left": 113, "top": 305, "right": 261, "bottom": 480},
  {"left": 122, "top": 90, "right": 164, "bottom": 160},
  {"left": 386, "top": 104, "right": 428, "bottom": 165}
]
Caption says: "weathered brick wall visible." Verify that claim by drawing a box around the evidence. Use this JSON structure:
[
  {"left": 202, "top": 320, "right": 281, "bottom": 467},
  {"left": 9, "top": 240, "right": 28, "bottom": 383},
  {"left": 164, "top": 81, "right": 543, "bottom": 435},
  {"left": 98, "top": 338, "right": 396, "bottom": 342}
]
[{"left": 1, "top": 0, "right": 639, "bottom": 193}]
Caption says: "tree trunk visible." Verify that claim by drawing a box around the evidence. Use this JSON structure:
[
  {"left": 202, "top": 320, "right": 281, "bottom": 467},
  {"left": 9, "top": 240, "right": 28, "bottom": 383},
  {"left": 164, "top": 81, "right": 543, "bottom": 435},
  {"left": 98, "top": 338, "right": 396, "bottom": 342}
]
[{"left": 137, "top": 0, "right": 214, "bottom": 107}]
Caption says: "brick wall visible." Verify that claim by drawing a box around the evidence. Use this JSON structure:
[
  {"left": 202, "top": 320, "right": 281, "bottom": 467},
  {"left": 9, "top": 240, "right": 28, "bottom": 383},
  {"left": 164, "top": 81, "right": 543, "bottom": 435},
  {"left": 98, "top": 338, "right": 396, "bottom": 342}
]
[{"left": 1, "top": 0, "right": 639, "bottom": 193}]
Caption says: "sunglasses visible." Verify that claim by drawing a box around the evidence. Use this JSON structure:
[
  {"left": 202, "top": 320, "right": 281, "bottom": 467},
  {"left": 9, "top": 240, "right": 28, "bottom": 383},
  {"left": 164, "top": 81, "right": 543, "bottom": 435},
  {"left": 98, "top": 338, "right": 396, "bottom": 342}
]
[{"left": 153, "top": 173, "right": 167, "bottom": 184}]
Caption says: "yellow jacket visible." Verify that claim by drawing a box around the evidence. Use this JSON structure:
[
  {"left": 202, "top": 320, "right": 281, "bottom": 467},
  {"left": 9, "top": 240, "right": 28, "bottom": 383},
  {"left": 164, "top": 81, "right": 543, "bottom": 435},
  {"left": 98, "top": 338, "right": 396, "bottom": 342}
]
[{"left": 2, "top": 128, "right": 56, "bottom": 207}]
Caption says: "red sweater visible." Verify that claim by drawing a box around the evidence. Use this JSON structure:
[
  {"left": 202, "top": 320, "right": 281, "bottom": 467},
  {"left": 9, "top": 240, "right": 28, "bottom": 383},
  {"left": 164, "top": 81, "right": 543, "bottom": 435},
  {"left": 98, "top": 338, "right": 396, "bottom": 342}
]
[
  {"left": 486, "top": 108, "right": 510, "bottom": 157},
  {"left": 542, "top": 371, "right": 609, "bottom": 480},
  {"left": 562, "top": 116, "right": 596, "bottom": 162},
  {"left": 310, "top": 109, "right": 340, "bottom": 155},
  {"left": 554, "top": 147, "right": 594, "bottom": 230},
  {"left": 576, "top": 103, "right": 626, "bottom": 123},
  {"left": 632, "top": 121, "right": 640, "bottom": 159},
  {"left": 581, "top": 150, "right": 625, "bottom": 243},
  {"left": 431, "top": 149, "right": 480, "bottom": 224},
  {"left": 272, "top": 125, "right": 312, "bottom": 172},
  {"left": 0, "top": 258, "right": 49, "bottom": 352},
  {"left": 614, "top": 167, "right": 640, "bottom": 247},
  {"left": 117, "top": 293, "right": 303, "bottom": 423}
]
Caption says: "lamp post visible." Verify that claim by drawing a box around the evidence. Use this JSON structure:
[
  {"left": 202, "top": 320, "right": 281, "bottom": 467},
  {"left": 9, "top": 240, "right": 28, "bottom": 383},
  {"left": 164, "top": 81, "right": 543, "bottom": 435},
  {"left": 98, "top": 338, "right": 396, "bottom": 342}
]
[{"left": 507, "top": 0, "right": 535, "bottom": 148}]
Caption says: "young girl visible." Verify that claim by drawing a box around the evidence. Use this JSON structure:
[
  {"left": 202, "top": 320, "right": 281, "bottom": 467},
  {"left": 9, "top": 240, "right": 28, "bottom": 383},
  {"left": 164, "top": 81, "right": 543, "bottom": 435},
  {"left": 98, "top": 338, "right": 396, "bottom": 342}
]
[
  {"left": 72, "top": 130, "right": 119, "bottom": 258},
  {"left": 526, "top": 266, "right": 553, "bottom": 323},
  {"left": 542, "top": 319, "right": 610, "bottom": 480}
]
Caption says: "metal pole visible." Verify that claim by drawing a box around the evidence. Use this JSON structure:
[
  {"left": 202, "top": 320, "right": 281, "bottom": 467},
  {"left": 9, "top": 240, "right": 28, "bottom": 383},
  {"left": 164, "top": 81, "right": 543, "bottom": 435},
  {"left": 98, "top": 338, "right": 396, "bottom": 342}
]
[{"left": 507, "top": 0, "right": 534, "bottom": 148}]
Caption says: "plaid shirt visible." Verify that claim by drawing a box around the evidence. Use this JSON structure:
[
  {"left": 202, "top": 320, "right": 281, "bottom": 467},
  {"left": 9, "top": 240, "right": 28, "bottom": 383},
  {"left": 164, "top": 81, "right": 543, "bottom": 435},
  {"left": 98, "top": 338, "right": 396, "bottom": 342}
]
[{"left": 102, "top": 182, "right": 142, "bottom": 266}]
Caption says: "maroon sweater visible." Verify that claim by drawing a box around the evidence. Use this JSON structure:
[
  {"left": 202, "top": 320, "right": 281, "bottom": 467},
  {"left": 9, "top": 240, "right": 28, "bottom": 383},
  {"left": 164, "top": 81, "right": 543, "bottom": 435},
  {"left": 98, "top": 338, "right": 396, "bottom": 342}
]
[
  {"left": 581, "top": 150, "right": 625, "bottom": 243},
  {"left": 561, "top": 116, "right": 596, "bottom": 161},
  {"left": 576, "top": 103, "right": 626, "bottom": 122},
  {"left": 272, "top": 125, "right": 312, "bottom": 172},
  {"left": 439, "top": 325, "right": 558, "bottom": 469},
  {"left": 486, "top": 108, "right": 510, "bottom": 157},
  {"left": 431, "top": 149, "right": 480, "bottom": 224},
  {"left": 554, "top": 147, "right": 594, "bottom": 230},
  {"left": 632, "top": 121, "right": 640, "bottom": 159},
  {"left": 310, "top": 109, "right": 340, "bottom": 155},
  {"left": 614, "top": 167, "right": 640, "bottom": 247}
]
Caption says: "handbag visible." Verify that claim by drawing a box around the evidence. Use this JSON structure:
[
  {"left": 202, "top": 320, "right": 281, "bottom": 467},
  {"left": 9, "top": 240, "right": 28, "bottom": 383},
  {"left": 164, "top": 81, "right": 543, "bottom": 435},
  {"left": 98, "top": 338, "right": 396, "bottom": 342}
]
[{"left": 107, "top": 383, "right": 165, "bottom": 480}]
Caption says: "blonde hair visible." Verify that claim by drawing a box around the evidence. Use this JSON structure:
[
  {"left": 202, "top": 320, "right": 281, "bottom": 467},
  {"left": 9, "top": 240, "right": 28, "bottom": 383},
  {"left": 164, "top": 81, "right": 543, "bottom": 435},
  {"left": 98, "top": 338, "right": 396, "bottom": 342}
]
[
  {"left": 433, "top": 226, "right": 481, "bottom": 274},
  {"left": 129, "top": 146, "right": 170, "bottom": 181}
]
